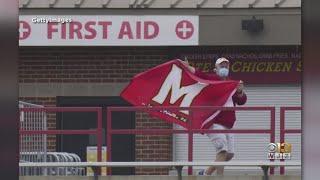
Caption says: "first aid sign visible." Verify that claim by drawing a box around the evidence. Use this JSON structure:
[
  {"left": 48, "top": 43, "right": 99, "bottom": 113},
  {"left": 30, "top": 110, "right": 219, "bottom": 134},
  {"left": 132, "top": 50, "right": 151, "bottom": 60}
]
[{"left": 19, "top": 15, "right": 199, "bottom": 46}]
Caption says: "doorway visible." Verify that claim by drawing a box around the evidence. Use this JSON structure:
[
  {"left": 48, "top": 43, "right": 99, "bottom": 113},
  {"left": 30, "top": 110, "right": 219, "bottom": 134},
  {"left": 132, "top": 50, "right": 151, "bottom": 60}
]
[{"left": 56, "top": 96, "right": 135, "bottom": 175}]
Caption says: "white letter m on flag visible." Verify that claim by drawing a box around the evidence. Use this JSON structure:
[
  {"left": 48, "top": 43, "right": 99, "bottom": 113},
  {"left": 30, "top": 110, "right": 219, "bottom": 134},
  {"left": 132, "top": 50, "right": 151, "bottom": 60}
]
[{"left": 152, "top": 64, "right": 208, "bottom": 115}]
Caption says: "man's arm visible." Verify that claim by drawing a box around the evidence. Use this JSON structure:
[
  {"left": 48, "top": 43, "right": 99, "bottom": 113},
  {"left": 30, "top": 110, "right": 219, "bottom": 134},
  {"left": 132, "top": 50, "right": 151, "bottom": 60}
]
[
  {"left": 179, "top": 59, "right": 195, "bottom": 73},
  {"left": 233, "top": 80, "right": 247, "bottom": 105}
]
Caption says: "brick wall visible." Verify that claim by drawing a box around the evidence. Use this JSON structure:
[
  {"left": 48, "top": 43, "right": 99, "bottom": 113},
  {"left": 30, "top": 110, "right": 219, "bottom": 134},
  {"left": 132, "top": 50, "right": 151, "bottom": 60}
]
[
  {"left": 135, "top": 112, "right": 173, "bottom": 175},
  {"left": 19, "top": 47, "right": 168, "bottom": 83},
  {"left": 19, "top": 47, "right": 172, "bottom": 175}
]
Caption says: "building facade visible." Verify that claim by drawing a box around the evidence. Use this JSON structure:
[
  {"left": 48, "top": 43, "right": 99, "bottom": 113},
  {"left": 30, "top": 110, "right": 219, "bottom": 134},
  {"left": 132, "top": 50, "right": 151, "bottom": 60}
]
[{"left": 19, "top": 0, "right": 301, "bottom": 175}]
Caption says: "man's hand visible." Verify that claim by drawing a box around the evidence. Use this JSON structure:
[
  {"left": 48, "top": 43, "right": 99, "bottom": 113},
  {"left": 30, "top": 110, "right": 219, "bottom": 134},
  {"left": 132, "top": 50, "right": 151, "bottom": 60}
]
[
  {"left": 236, "top": 80, "right": 244, "bottom": 95},
  {"left": 179, "top": 59, "right": 195, "bottom": 73}
]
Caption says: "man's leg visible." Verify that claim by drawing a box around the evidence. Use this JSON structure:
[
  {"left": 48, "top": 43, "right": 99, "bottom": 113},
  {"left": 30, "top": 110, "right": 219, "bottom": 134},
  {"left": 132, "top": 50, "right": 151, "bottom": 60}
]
[
  {"left": 217, "top": 133, "right": 235, "bottom": 174},
  {"left": 205, "top": 151, "right": 234, "bottom": 175},
  {"left": 226, "top": 153, "right": 234, "bottom": 161},
  {"left": 225, "top": 133, "right": 235, "bottom": 162},
  {"left": 205, "top": 123, "right": 229, "bottom": 175},
  {"left": 205, "top": 150, "right": 228, "bottom": 175},
  {"left": 205, "top": 129, "right": 235, "bottom": 175}
]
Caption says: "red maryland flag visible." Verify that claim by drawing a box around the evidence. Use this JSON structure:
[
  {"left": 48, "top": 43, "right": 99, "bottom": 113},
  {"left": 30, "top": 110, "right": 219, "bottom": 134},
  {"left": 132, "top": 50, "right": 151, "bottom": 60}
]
[{"left": 121, "top": 59, "right": 239, "bottom": 129}]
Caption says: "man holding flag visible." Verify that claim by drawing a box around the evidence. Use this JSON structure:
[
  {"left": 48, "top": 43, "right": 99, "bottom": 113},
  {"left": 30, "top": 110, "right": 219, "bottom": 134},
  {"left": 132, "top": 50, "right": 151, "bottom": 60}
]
[
  {"left": 121, "top": 57, "right": 247, "bottom": 176},
  {"left": 182, "top": 57, "right": 247, "bottom": 176}
]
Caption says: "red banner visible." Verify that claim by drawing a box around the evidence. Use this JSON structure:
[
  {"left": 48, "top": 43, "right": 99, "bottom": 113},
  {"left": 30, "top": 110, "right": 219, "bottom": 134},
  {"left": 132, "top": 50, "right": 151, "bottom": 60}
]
[{"left": 121, "top": 59, "right": 239, "bottom": 129}]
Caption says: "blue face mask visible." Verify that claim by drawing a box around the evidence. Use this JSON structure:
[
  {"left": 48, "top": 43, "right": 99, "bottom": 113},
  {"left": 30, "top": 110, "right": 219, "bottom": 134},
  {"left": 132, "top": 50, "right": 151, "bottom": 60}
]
[{"left": 217, "top": 68, "right": 229, "bottom": 77}]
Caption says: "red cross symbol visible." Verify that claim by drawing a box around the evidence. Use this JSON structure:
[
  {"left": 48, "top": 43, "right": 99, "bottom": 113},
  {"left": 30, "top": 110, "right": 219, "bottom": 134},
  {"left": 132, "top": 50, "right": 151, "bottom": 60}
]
[
  {"left": 19, "top": 21, "right": 31, "bottom": 40},
  {"left": 175, "top": 20, "right": 194, "bottom": 39}
]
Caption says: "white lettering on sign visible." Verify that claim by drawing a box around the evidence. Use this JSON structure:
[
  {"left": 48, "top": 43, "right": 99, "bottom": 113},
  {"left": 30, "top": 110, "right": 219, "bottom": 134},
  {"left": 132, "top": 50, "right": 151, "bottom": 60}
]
[
  {"left": 152, "top": 64, "right": 208, "bottom": 115},
  {"left": 19, "top": 15, "right": 199, "bottom": 46}
]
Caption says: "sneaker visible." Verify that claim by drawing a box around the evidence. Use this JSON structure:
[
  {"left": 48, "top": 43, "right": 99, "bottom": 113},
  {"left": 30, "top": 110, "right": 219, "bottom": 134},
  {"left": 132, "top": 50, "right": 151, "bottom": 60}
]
[{"left": 198, "top": 169, "right": 206, "bottom": 175}]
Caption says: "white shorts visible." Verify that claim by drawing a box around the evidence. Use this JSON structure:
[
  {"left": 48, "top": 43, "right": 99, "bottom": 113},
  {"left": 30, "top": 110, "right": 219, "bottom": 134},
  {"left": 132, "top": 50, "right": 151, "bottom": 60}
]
[{"left": 206, "top": 124, "right": 234, "bottom": 154}]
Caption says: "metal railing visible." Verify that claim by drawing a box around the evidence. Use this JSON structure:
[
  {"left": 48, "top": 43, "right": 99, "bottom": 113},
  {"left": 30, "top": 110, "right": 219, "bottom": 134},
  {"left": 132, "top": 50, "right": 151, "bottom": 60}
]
[
  {"left": 19, "top": 101, "right": 47, "bottom": 175},
  {"left": 106, "top": 106, "right": 276, "bottom": 175},
  {"left": 19, "top": 161, "right": 301, "bottom": 180},
  {"left": 19, "top": 107, "right": 103, "bottom": 176},
  {"left": 19, "top": 105, "right": 302, "bottom": 176},
  {"left": 20, "top": 152, "right": 84, "bottom": 176},
  {"left": 279, "top": 106, "right": 301, "bottom": 175}
]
